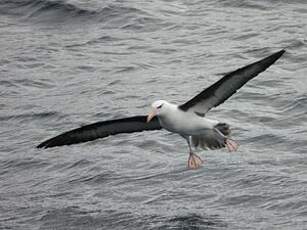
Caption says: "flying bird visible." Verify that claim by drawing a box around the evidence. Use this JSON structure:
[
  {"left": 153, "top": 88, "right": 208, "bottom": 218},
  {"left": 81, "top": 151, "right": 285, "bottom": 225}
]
[{"left": 37, "top": 49, "right": 285, "bottom": 169}]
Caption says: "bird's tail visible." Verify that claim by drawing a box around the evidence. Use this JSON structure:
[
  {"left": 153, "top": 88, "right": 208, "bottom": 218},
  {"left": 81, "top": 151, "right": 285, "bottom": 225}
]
[
  {"left": 191, "top": 123, "right": 238, "bottom": 151},
  {"left": 214, "top": 122, "right": 231, "bottom": 136}
]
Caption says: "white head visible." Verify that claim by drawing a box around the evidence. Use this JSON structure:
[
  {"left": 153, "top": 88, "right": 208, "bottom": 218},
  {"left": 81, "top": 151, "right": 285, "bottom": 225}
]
[{"left": 147, "top": 100, "right": 169, "bottom": 122}]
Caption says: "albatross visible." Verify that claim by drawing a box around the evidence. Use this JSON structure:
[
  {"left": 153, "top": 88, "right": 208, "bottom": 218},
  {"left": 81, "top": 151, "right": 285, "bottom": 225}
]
[{"left": 37, "top": 49, "right": 285, "bottom": 169}]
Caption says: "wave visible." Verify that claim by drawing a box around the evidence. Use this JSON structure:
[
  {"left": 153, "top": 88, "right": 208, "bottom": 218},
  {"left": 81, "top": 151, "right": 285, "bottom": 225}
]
[
  {"left": 2, "top": 0, "right": 98, "bottom": 16},
  {"left": 0, "top": 111, "right": 60, "bottom": 122},
  {"left": 1, "top": 0, "right": 151, "bottom": 23}
]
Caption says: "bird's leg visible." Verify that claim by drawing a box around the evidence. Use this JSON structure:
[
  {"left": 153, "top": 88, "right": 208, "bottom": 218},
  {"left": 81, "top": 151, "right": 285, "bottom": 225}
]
[
  {"left": 186, "top": 136, "right": 203, "bottom": 169},
  {"left": 225, "top": 138, "right": 239, "bottom": 152}
]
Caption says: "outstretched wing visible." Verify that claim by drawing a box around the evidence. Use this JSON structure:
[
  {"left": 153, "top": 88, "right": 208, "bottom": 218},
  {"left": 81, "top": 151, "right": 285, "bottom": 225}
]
[
  {"left": 37, "top": 116, "right": 161, "bottom": 148},
  {"left": 179, "top": 50, "right": 285, "bottom": 115}
]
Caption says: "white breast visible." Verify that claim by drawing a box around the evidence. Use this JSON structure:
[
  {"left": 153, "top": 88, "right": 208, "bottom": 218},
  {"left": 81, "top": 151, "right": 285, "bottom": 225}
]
[{"left": 158, "top": 104, "right": 218, "bottom": 136}]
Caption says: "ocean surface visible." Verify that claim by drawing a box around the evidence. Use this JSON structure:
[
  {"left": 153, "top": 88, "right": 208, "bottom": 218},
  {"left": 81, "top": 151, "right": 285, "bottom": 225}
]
[{"left": 0, "top": 0, "right": 307, "bottom": 229}]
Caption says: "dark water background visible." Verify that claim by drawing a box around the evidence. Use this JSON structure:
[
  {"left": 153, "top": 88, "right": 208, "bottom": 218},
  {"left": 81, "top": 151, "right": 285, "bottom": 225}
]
[{"left": 0, "top": 0, "right": 307, "bottom": 229}]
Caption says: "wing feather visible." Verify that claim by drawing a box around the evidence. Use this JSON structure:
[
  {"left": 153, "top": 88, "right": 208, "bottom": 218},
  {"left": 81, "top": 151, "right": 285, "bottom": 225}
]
[
  {"left": 179, "top": 50, "right": 285, "bottom": 114},
  {"left": 37, "top": 116, "right": 161, "bottom": 148}
]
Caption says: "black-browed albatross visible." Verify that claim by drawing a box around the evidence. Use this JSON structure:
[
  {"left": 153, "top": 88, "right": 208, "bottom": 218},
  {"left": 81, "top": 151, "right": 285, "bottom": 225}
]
[{"left": 37, "top": 49, "right": 285, "bottom": 169}]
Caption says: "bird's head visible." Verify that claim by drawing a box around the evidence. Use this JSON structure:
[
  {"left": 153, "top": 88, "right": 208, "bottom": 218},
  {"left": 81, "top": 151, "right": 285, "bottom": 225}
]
[{"left": 147, "top": 100, "right": 168, "bottom": 122}]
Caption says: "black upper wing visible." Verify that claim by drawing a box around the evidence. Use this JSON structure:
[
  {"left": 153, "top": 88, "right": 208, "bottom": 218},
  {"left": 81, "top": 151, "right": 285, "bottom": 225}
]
[
  {"left": 179, "top": 50, "right": 285, "bottom": 115},
  {"left": 37, "top": 116, "right": 161, "bottom": 148}
]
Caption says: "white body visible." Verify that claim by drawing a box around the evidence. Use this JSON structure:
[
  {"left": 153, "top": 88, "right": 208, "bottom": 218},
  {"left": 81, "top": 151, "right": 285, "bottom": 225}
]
[
  {"left": 149, "top": 100, "right": 237, "bottom": 152},
  {"left": 152, "top": 100, "right": 219, "bottom": 136}
]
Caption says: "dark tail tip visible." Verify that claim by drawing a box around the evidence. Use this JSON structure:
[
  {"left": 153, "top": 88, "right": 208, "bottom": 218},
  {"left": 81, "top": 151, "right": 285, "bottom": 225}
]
[{"left": 215, "top": 123, "right": 231, "bottom": 136}]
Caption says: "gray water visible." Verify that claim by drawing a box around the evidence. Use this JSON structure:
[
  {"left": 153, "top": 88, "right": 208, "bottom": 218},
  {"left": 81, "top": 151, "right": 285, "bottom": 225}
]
[{"left": 1, "top": 0, "right": 307, "bottom": 229}]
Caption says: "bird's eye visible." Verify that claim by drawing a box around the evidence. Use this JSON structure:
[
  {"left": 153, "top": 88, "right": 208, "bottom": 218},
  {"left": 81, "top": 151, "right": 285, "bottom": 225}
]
[{"left": 157, "top": 104, "right": 163, "bottom": 109}]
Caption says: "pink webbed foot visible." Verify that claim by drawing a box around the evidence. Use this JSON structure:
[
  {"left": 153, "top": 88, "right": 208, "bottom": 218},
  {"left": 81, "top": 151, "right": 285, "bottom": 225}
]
[
  {"left": 188, "top": 152, "right": 204, "bottom": 169},
  {"left": 225, "top": 139, "right": 239, "bottom": 152}
]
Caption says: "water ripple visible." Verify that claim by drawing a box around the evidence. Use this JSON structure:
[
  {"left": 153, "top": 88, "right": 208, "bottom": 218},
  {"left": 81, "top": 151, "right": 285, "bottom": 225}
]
[{"left": 0, "top": 0, "right": 306, "bottom": 229}]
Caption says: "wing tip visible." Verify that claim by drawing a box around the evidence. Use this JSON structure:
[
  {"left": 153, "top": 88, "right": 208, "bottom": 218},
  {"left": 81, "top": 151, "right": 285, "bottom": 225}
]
[
  {"left": 36, "top": 143, "right": 45, "bottom": 149},
  {"left": 36, "top": 137, "right": 62, "bottom": 149},
  {"left": 276, "top": 49, "right": 286, "bottom": 57},
  {"left": 272, "top": 49, "right": 286, "bottom": 61},
  {"left": 259, "top": 48, "right": 285, "bottom": 70}
]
